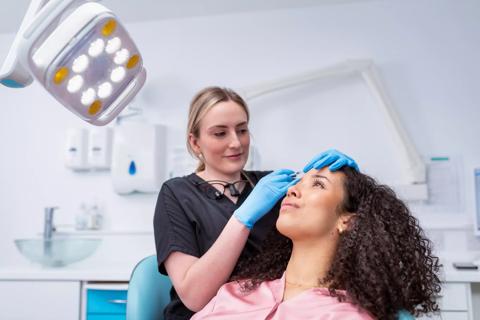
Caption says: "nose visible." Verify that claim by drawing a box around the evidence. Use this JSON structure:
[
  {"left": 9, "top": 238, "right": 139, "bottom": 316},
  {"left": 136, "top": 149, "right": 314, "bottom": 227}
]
[
  {"left": 229, "top": 131, "right": 241, "bottom": 148},
  {"left": 287, "top": 183, "right": 300, "bottom": 198}
]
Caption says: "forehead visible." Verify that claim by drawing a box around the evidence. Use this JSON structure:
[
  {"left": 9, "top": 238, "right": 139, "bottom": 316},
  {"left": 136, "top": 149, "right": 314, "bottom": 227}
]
[{"left": 200, "top": 100, "right": 248, "bottom": 128}]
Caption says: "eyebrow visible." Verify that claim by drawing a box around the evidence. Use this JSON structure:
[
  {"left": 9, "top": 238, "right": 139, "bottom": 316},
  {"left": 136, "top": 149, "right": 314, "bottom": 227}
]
[
  {"left": 208, "top": 122, "right": 248, "bottom": 130},
  {"left": 311, "top": 174, "right": 331, "bottom": 183}
]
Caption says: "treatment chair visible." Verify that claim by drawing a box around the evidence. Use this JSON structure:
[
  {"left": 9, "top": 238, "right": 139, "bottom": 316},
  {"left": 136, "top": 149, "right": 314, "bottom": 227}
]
[{"left": 126, "top": 255, "right": 172, "bottom": 320}]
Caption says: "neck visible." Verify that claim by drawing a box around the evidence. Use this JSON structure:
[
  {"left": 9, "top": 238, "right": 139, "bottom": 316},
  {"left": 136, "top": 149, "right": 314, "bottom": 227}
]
[
  {"left": 197, "top": 167, "right": 242, "bottom": 183},
  {"left": 285, "top": 237, "right": 338, "bottom": 288}
]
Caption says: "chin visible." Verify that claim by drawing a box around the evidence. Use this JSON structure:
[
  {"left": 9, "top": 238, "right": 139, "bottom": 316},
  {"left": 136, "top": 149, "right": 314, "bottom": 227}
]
[
  {"left": 276, "top": 217, "right": 293, "bottom": 238},
  {"left": 223, "top": 160, "right": 247, "bottom": 174}
]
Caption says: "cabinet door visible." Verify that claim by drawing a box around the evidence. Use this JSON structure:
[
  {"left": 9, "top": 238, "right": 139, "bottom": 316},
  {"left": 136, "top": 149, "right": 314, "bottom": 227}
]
[
  {"left": 0, "top": 280, "right": 80, "bottom": 320},
  {"left": 439, "top": 283, "right": 469, "bottom": 311}
]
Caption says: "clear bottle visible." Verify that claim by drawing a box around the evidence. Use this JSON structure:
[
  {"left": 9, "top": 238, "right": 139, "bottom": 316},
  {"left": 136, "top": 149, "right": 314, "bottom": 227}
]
[
  {"left": 89, "top": 203, "right": 103, "bottom": 230},
  {"left": 75, "top": 202, "right": 88, "bottom": 230}
]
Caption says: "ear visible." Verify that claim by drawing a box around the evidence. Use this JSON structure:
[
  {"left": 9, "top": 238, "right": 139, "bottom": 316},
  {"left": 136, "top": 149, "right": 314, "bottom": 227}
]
[
  {"left": 337, "top": 213, "right": 356, "bottom": 233},
  {"left": 188, "top": 133, "right": 201, "bottom": 155}
]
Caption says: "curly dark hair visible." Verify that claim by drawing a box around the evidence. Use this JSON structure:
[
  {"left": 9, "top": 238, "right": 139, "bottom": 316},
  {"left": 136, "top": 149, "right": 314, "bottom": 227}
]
[{"left": 231, "top": 167, "right": 442, "bottom": 320}]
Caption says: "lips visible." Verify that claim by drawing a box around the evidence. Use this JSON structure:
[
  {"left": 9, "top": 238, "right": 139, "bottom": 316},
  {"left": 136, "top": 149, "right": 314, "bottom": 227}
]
[
  {"left": 225, "top": 153, "right": 242, "bottom": 159},
  {"left": 280, "top": 201, "right": 299, "bottom": 211}
]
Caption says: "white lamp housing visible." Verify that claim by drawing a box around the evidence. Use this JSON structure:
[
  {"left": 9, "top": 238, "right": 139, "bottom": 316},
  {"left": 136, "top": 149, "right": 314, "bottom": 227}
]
[{"left": 0, "top": 0, "right": 146, "bottom": 126}]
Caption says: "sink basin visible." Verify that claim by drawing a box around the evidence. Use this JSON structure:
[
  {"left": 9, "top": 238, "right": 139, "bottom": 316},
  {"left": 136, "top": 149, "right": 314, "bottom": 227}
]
[{"left": 14, "top": 237, "right": 102, "bottom": 267}]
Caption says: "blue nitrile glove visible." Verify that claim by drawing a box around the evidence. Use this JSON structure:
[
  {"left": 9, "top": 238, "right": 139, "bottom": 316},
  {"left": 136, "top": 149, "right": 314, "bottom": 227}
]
[
  {"left": 234, "top": 169, "right": 297, "bottom": 229},
  {"left": 303, "top": 149, "right": 360, "bottom": 173}
]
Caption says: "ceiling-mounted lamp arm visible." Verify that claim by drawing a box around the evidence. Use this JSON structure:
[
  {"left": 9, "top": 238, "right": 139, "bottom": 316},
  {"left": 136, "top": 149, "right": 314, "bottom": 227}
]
[
  {"left": 239, "top": 59, "right": 427, "bottom": 199},
  {"left": 240, "top": 61, "right": 361, "bottom": 101},
  {"left": 0, "top": 0, "right": 49, "bottom": 88},
  {"left": 0, "top": 0, "right": 81, "bottom": 88},
  {"left": 360, "top": 62, "right": 426, "bottom": 184}
]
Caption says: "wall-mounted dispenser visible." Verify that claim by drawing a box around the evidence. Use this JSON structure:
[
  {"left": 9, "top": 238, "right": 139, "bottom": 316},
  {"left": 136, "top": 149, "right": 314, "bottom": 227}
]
[
  {"left": 65, "top": 128, "right": 89, "bottom": 171},
  {"left": 111, "top": 123, "right": 166, "bottom": 194},
  {"left": 88, "top": 127, "right": 113, "bottom": 170}
]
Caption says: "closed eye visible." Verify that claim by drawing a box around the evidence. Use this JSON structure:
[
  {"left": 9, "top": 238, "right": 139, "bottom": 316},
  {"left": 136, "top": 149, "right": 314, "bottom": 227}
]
[
  {"left": 313, "top": 179, "right": 325, "bottom": 189},
  {"left": 213, "top": 131, "right": 226, "bottom": 137}
]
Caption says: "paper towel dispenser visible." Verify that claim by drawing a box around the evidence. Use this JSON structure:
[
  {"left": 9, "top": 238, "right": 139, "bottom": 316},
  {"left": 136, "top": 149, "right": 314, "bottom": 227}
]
[{"left": 111, "top": 123, "right": 166, "bottom": 194}]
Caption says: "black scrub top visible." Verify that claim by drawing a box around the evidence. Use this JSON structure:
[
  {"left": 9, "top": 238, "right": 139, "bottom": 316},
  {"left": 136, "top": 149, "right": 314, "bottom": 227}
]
[{"left": 153, "top": 170, "right": 279, "bottom": 320}]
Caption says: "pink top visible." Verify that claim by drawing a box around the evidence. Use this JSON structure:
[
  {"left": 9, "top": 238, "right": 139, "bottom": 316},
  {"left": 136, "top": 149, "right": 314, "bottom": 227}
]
[{"left": 191, "top": 273, "right": 374, "bottom": 320}]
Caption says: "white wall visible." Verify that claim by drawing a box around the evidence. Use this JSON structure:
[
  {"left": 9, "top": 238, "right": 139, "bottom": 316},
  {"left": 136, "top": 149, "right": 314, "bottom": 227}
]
[{"left": 1, "top": 0, "right": 480, "bottom": 266}]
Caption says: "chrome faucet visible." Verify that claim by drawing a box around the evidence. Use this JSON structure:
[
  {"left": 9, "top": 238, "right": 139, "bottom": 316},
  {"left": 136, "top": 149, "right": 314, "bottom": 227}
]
[{"left": 44, "top": 207, "right": 58, "bottom": 240}]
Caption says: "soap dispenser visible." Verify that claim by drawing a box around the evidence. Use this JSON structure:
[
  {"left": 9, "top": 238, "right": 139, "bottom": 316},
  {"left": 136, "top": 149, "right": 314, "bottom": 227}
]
[{"left": 65, "top": 128, "right": 89, "bottom": 171}]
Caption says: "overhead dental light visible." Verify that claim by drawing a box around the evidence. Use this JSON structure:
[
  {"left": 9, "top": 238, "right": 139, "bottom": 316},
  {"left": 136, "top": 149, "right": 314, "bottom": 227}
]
[{"left": 0, "top": 0, "right": 146, "bottom": 125}]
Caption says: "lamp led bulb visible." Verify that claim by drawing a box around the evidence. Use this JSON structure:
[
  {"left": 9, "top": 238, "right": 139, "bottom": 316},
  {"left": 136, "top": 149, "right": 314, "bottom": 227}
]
[
  {"left": 114, "top": 48, "right": 129, "bottom": 64},
  {"left": 106, "top": 37, "right": 121, "bottom": 54},
  {"left": 98, "top": 82, "right": 112, "bottom": 99},
  {"left": 72, "top": 55, "right": 89, "bottom": 73},
  {"left": 67, "top": 75, "right": 84, "bottom": 93},
  {"left": 110, "top": 66, "right": 126, "bottom": 83},
  {"left": 81, "top": 88, "right": 96, "bottom": 106},
  {"left": 88, "top": 39, "right": 105, "bottom": 57}
]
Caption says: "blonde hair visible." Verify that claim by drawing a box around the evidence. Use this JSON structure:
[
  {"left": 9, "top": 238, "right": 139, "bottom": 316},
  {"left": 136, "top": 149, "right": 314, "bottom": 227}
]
[{"left": 187, "top": 86, "right": 250, "bottom": 172}]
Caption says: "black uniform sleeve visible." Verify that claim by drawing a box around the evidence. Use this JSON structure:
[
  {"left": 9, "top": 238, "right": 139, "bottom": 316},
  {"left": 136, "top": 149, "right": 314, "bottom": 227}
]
[{"left": 153, "top": 182, "right": 200, "bottom": 274}]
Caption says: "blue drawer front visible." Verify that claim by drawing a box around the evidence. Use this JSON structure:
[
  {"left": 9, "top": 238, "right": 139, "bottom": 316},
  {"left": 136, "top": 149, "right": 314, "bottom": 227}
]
[
  {"left": 87, "top": 289, "right": 127, "bottom": 314},
  {"left": 88, "top": 315, "right": 126, "bottom": 320}
]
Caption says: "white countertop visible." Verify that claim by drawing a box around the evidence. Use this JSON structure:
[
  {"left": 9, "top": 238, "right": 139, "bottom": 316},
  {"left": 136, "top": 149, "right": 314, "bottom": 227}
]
[
  {"left": 0, "top": 263, "right": 135, "bottom": 281},
  {"left": 2, "top": 265, "right": 480, "bottom": 283},
  {"left": 1, "top": 254, "right": 480, "bottom": 283}
]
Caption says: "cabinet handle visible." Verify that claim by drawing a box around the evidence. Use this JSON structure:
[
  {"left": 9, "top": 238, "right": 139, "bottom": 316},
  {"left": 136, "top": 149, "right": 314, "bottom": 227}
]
[{"left": 108, "top": 299, "right": 127, "bottom": 304}]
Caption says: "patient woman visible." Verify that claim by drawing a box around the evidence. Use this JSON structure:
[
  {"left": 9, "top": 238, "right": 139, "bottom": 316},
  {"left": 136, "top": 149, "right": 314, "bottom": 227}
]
[{"left": 192, "top": 165, "right": 441, "bottom": 319}]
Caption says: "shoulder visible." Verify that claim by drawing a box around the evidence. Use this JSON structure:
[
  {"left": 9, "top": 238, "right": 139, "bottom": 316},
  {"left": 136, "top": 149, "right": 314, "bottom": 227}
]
[
  {"left": 309, "top": 289, "right": 375, "bottom": 319},
  {"left": 159, "top": 174, "right": 197, "bottom": 194},
  {"left": 163, "top": 174, "right": 194, "bottom": 188}
]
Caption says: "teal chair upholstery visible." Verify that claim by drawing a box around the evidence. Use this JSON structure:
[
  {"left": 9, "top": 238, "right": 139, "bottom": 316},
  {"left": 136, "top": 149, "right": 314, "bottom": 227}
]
[
  {"left": 397, "top": 309, "right": 415, "bottom": 320},
  {"left": 126, "top": 255, "right": 172, "bottom": 320}
]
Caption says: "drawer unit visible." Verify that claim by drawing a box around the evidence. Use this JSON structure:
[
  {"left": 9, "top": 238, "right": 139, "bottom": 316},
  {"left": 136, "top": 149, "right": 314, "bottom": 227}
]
[
  {"left": 438, "top": 282, "right": 471, "bottom": 312},
  {"left": 417, "top": 282, "right": 472, "bottom": 320},
  {"left": 83, "top": 283, "right": 129, "bottom": 320},
  {"left": 87, "top": 289, "right": 128, "bottom": 314}
]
